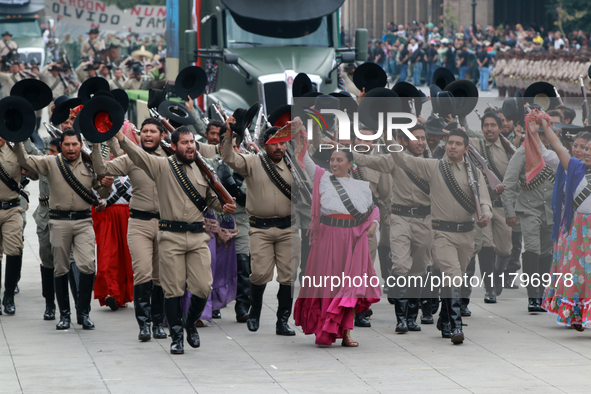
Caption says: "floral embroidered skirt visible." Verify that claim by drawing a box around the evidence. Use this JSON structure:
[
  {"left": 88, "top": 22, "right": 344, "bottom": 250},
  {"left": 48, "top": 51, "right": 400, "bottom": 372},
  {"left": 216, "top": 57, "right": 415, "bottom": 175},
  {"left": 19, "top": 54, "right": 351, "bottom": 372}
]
[{"left": 543, "top": 212, "right": 591, "bottom": 327}]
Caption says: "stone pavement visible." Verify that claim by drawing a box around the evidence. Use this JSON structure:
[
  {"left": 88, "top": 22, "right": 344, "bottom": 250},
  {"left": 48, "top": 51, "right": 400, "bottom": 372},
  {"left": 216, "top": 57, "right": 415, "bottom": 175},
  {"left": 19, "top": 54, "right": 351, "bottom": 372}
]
[{"left": 2, "top": 90, "right": 590, "bottom": 393}]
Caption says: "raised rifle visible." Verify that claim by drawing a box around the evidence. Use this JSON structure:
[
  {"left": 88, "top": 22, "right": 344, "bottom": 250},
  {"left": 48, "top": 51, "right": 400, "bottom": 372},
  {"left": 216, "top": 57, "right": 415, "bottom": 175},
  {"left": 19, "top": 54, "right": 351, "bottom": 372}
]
[
  {"left": 149, "top": 108, "right": 234, "bottom": 206},
  {"left": 466, "top": 145, "right": 502, "bottom": 191},
  {"left": 464, "top": 154, "right": 483, "bottom": 219},
  {"left": 284, "top": 151, "right": 312, "bottom": 204}
]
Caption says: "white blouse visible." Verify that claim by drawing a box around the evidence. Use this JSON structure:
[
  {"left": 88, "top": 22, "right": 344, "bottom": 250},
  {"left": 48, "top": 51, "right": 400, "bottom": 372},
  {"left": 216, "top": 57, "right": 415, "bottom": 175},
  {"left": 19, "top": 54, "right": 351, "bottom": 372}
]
[{"left": 302, "top": 151, "right": 376, "bottom": 218}]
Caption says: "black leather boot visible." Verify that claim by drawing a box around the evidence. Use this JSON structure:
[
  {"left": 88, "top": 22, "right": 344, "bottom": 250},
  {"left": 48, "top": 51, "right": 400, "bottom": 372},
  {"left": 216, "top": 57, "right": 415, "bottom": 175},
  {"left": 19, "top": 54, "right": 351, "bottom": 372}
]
[
  {"left": 378, "top": 245, "right": 392, "bottom": 283},
  {"left": 234, "top": 253, "right": 251, "bottom": 322},
  {"left": 276, "top": 284, "right": 296, "bottom": 336},
  {"left": 151, "top": 285, "right": 167, "bottom": 339},
  {"left": 78, "top": 272, "right": 95, "bottom": 330},
  {"left": 436, "top": 296, "right": 452, "bottom": 338},
  {"left": 522, "top": 251, "right": 540, "bottom": 312},
  {"left": 247, "top": 283, "right": 266, "bottom": 332},
  {"left": 446, "top": 286, "right": 464, "bottom": 344},
  {"left": 394, "top": 298, "right": 409, "bottom": 333},
  {"left": 420, "top": 299, "right": 434, "bottom": 324},
  {"left": 183, "top": 294, "right": 208, "bottom": 348},
  {"left": 0, "top": 259, "right": 2, "bottom": 315},
  {"left": 460, "top": 298, "right": 471, "bottom": 316},
  {"left": 406, "top": 298, "right": 421, "bottom": 331},
  {"left": 54, "top": 274, "right": 71, "bottom": 330},
  {"left": 41, "top": 265, "right": 56, "bottom": 320},
  {"left": 504, "top": 231, "right": 522, "bottom": 289},
  {"left": 2, "top": 254, "right": 22, "bottom": 315},
  {"left": 164, "top": 297, "right": 184, "bottom": 354},
  {"left": 478, "top": 247, "right": 497, "bottom": 303},
  {"left": 69, "top": 262, "right": 82, "bottom": 324},
  {"left": 537, "top": 254, "right": 553, "bottom": 312},
  {"left": 134, "top": 281, "right": 153, "bottom": 341},
  {"left": 354, "top": 312, "right": 371, "bottom": 327}
]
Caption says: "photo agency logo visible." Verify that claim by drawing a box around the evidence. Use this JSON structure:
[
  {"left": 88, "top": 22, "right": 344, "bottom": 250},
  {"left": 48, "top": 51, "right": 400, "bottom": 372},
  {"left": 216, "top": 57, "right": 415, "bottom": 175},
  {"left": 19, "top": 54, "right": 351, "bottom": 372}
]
[{"left": 301, "top": 97, "right": 419, "bottom": 153}]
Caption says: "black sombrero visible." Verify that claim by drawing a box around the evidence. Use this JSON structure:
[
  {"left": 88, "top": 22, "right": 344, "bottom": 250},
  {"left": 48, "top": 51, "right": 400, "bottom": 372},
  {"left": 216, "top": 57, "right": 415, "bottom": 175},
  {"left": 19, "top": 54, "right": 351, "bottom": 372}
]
[
  {"left": 432, "top": 67, "right": 456, "bottom": 90},
  {"left": 268, "top": 104, "right": 293, "bottom": 128},
  {"left": 157, "top": 101, "right": 196, "bottom": 126},
  {"left": 148, "top": 88, "right": 166, "bottom": 110},
  {"left": 110, "top": 89, "right": 130, "bottom": 113},
  {"left": 392, "top": 81, "right": 423, "bottom": 116},
  {"left": 50, "top": 97, "right": 82, "bottom": 125},
  {"left": 78, "top": 77, "right": 110, "bottom": 104},
  {"left": 231, "top": 102, "right": 259, "bottom": 144},
  {"left": 444, "top": 80, "right": 478, "bottom": 117},
  {"left": 0, "top": 96, "right": 36, "bottom": 143},
  {"left": 74, "top": 96, "right": 124, "bottom": 143},
  {"left": 10, "top": 79, "right": 52, "bottom": 111},
  {"left": 292, "top": 73, "right": 315, "bottom": 97},
  {"left": 353, "top": 62, "right": 388, "bottom": 92},
  {"left": 358, "top": 87, "right": 402, "bottom": 131},
  {"left": 175, "top": 66, "right": 207, "bottom": 101}
]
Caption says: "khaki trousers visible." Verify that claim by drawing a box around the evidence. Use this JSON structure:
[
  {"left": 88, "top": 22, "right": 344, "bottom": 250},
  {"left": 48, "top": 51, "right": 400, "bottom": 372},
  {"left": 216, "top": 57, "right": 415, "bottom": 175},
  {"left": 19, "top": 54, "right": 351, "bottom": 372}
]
[
  {"left": 157, "top": 230, "right": 212, "bottom": 299},
  {"left": 432, "top": 229, "right": 476, "bottom": 280},
  {"left": 482, "top": 205, "right": 512, "bottom": 257},
  {"left": 127, "top": 217, "right": 160, "bottom": 286},
  {"left": 0, "top": 206, "right": 23, "bottom": 256},
  {"left": 249, "top": 226, "right": 301, "bottom": 286},
  {"left": 388, "top": 214, "right": 433, "bottom": 277},
  {"left": 49, "top": 218, "right": 95, "bottom": 277}
]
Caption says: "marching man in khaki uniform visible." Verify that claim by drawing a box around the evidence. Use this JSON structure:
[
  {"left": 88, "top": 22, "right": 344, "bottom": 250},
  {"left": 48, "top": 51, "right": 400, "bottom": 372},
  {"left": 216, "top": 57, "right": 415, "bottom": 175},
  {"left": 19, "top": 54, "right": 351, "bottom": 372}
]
[
  {"left": 0, "top": 136, "right": 27, "bottom": 316},
  {"left": 0, "top": 31, "right": 18, "bottom": 65},
  {"left": 468, "top": 112, "right": 513, "bottom": 303},
  {"left": 390, "top": 128, "right": 492, "bottom": 344},
  {"left": 14, "top": 130, "right": 111, "bottom": 330},
  {"left": 221, "top": 117, "right": 302, "bottom": 337},
  {"left": 114, "top": 125, "right": 236, "bottom": 355},
  {"left": 353, "top": 124, "right": 433, "bottom": 334},
  {"left": 91, "top": 118, "right": 168, "bottom": 342},
  {"left": 122, "top": 64, "right": 144, "bottom": 91},
  {"left": 80, "top": 27, "right": 105, "bottom": 59}
]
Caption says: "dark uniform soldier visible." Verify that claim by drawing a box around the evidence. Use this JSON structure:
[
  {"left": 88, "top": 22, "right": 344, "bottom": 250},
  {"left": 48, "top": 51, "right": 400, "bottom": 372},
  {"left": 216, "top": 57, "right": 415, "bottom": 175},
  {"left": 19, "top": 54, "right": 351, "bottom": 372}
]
[
  {"left": 390, "top": 129, "right": 492, "bottom": 344},
  {"left": 14, "top": 130, "right": 111, "bottom": 330},
  {"left": 114, "top": 126, "right": 235, "bottom": 354},
  {"left": 221, "top": 117, "right": 302, "bottom": 336}
]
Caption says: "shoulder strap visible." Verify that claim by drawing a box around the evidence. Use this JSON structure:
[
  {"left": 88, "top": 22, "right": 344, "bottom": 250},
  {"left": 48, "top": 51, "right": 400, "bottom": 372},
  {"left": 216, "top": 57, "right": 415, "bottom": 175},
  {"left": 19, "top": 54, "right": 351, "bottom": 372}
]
[
  {"left": 480, "top": 139, "right": 504, "bottom": 182},
  {"left": 0, "top": 160, "right": 27, "bottom": 202},
  {"left": 573, "top": 170, "right": 591, "bottom": 211},
  {"left": 55, "top": 154, "right": 100, "bottom": 206},
  {"left": 50, "top": 77, "right": 61, "bottom": 91},
  {"left": 404, "top": 170, "right": 430, "bottom": 195},
  {"left": 260, "top": 153, "right": 292, "bottom": 201},
  {"left": 167, "top": 155, "right": 207, "bottom": 212},
  {"left": 329, "top": 175, "right": 373, "bottom": 221},
  {"left": 438, "top": 159, "right": 475, "bottom": 214}
]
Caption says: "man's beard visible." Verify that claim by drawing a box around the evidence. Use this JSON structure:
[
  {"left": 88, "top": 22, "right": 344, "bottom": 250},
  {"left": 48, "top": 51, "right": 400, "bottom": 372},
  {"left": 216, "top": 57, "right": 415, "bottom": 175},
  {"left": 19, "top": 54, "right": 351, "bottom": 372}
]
[
  {"left": 176, "top": 151, "right": 194, "bottom": 164},
  {"left": 141, "top": 142, "right": 159, "bottom": 152}
]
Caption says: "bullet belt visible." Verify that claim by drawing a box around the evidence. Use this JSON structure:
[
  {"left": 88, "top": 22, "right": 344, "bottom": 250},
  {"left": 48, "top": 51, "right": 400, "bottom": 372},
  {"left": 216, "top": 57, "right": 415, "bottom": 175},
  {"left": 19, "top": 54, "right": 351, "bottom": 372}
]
[
  {"left": 432, "top": 219, "right": 475, "bottom": 233},
  {"left": 320, "top": 215, "right": 364, "bottom": 228},
  {"left": 49, "top": 209, "right": 92, "bottom": 220},
  {"left": 39, "top": 195, "right": 49, "bottom": 208},
  {"left": 0, "top": 198, "right": 20, "bottom": 210},
  {"left": 249, "top": 216, "right": 294, "bottom": 229},
  {"left": 158, "top": 220, "right": 205, "bottom": 233},
  {"left": 391, "top": 203, "right": 431, "bottom": 218},
  {"left": 130, "top": 208, "right": 160, "bottom": 221}
]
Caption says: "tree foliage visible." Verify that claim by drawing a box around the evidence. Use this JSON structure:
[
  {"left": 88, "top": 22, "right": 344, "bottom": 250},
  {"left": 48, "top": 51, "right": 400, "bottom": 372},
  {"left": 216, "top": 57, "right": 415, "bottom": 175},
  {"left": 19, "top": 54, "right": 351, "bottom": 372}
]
[
  {"left": 101, "top": 0, "right": 166, "bottom": 10},
  {"left": 547, "top": 0, "right": 590, "bottom": 32}
]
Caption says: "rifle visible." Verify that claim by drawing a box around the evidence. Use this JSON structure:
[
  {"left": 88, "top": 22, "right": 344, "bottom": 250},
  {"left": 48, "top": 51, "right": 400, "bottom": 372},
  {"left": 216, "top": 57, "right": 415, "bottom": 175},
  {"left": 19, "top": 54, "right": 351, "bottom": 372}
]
[
  {"left": 284, "top": 151, "right": 312, "bottom": 204},
  {"left": 464, "top": 154, "right": 483, "bottom": 219},
  {"left": 149, "top": 109, "right": 234, "bottom": 206},
  {"left": 467, "top": 146, "right": 502, "bottom": 191},
  {"left": 580, "top": 75, "right": 589, "bottom": 125}
]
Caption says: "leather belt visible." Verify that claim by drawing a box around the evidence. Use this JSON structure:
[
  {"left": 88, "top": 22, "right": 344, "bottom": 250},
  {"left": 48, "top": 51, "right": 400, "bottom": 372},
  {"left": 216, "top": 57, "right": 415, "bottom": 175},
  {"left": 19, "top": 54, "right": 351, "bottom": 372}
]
[
  {"left": 320, "top": 215, "right": 364, "bottom": 228},
  {"left": 391, "top": 203, "right": 431, "bottom": 218},
  {"left": 49, "top": 209, "right": 92, "bottom": 220},
  {"left": 492, "top": 199, "right": 503, "bottom": 208},
  {"left": 158, "top": 220, "right": 205, "bottom": 233},
  {"left": 0, "top": 198, "right": 20, "bottom": 210},
  {"left": 249, "top": 216, "right": 294, "bottom": 229},
  {"left": 39, "top": 195, "right": 49, "bottom": 208},
  {"left": 432, "top": 219, "right": 475, "bottom": 233},
  {"left": 130, "top": 208, "right": 160, "bottom": 221}
]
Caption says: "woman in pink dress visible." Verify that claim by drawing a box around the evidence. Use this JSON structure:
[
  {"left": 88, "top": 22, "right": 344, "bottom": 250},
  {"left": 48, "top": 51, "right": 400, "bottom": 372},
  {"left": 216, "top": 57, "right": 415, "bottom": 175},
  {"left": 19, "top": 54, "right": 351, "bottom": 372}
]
[{"left": 294, "top": 148, "right": 381, "bottom": 347}]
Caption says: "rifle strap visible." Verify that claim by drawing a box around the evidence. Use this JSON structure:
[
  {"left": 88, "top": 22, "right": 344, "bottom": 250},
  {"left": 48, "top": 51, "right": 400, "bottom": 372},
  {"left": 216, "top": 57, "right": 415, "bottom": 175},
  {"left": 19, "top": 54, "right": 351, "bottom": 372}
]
[{"left": 480, "top": 139, "right": 504, "bottom": 182}]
